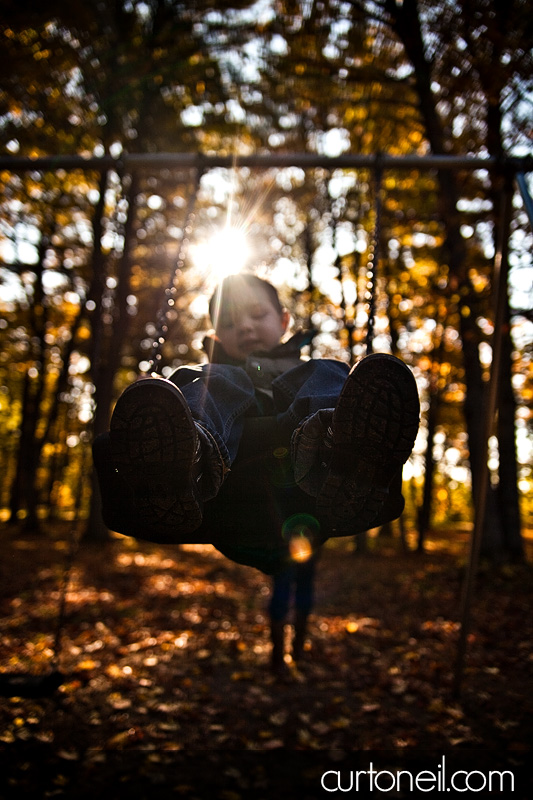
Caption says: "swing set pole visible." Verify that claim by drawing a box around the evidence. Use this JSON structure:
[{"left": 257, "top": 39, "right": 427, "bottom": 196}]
[{"left": 453, "top": 169, "right": 515, "bottom": 698}]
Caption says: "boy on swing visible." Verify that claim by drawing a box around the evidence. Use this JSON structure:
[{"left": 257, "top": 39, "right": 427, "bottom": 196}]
[{"left": 107, "top": 273, "right": 420, "bottom": 542}]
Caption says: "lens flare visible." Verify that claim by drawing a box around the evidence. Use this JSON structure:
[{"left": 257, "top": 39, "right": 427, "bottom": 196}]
[
  {"left": 191, "top": 226, "right": 250, "bottom": 279},
  {"left": 282, "top": 513, "right": 321, "bottom": 563},
  {"left": 289, "top": 535, "right": 314, "bottom": 563}
]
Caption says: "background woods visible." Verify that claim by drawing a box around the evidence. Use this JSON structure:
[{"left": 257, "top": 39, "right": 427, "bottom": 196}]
[{"left": 1, "top": 0, "right": 533, "bottom": 790}]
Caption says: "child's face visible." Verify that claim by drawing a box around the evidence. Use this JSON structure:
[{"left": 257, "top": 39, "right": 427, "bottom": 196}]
[{"left": 214, "top": 284, "right": 290, "bottom": 360}]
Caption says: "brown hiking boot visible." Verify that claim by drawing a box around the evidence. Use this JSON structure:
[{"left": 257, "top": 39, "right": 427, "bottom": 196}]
[
  {"left": 314, "top": 353, "right": 420, "bottom": 534},
  {"left": 109, "top": 378, "right": 213, "bottom": 537}
]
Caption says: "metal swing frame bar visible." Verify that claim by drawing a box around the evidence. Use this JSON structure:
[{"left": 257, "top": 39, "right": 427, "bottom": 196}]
[{"left": 0, "top": 152, "right": 532, "bottom": 172}]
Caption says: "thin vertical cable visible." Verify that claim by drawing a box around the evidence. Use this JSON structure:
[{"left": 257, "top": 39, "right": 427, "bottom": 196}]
[{"left": 365, "top": 163, "right": 382, "bottom": 354}]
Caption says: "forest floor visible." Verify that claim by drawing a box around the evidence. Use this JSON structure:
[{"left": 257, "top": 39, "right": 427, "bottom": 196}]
[{"left": 0, "top": 521, "right": 532, "bottom": 798}]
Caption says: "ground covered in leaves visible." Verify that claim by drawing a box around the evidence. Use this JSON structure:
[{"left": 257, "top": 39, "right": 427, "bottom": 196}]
[{"left": 0, "top": 522, "right": 532, "bottom": 798}]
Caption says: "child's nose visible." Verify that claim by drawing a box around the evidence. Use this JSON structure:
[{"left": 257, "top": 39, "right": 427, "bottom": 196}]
[{"left": 237, "top": 315, "right": 254, "bottom": 331}]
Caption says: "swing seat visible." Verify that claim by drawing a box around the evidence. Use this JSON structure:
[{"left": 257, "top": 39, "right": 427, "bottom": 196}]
[{"left": 92, "top": 416, "right": 327, "bottom": 574}]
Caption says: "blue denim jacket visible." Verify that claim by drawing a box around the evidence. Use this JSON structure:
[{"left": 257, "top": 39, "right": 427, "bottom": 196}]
[{"left": 203, "top": 330, "right": 316, "bottom": 396}]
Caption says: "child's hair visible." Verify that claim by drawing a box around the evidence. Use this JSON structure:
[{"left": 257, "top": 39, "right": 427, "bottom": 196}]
[{"left": 208, "top": 273, "right": 283, "bottom": 326}]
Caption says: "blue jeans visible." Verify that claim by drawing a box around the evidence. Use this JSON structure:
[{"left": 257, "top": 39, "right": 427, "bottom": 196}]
[
  {"left": 268, "top": 555, "right": 318, "bottom": 622},
  {"left": 168, "top": 359, "right": 350, "bottom": 468}
]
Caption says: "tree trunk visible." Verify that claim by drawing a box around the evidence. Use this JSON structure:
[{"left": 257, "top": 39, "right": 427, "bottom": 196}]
[
  {"left": 84, "top": 169, "right": 114, "bottom": 542},
  {"left": 417, "top": 374, "right": 438, "bottom": 553},
  {"left": 84, "top": 170, "right": 140, "bottom": 542},
  {"left": 497, "top": 312, "right": 523, "bottom": 559},
  {"left": 386, "top": 0, "right": 523, "bottom": 560},
  {"left": 460, "top": 308, "right": 505, "bottom": 558},
  {"left": 10, "top": 369, "right": 42, "bottom": 527},
  {"left": 9, "top": 235, "right": 48, "bottom": 528},
  {"left": 484, "top": 74, "right": 523, "bottom": 560}
]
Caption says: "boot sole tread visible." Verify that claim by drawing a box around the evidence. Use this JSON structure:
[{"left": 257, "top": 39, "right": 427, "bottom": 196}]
[
  {"left": 110, "top": 379, "right": 202, "bottom": 534},
  {"left": 317, "top": 355, "right": 420, "bottom": 531}
]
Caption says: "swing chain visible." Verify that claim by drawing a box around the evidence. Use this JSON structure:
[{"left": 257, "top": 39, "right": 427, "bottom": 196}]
[
  {"left": 147, "top": 167, "right": 204, "bottom": 375},
  {"left": 145, "top": 161, "right": 381, "bottom": 369},
  {"left": 365, "top": 163, "right": 382, "bottom": 355}
]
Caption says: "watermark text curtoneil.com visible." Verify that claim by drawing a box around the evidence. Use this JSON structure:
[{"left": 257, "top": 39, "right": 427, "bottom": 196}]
[{"left": 321, "top": 756, "right": 514, "bottom": 793}]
